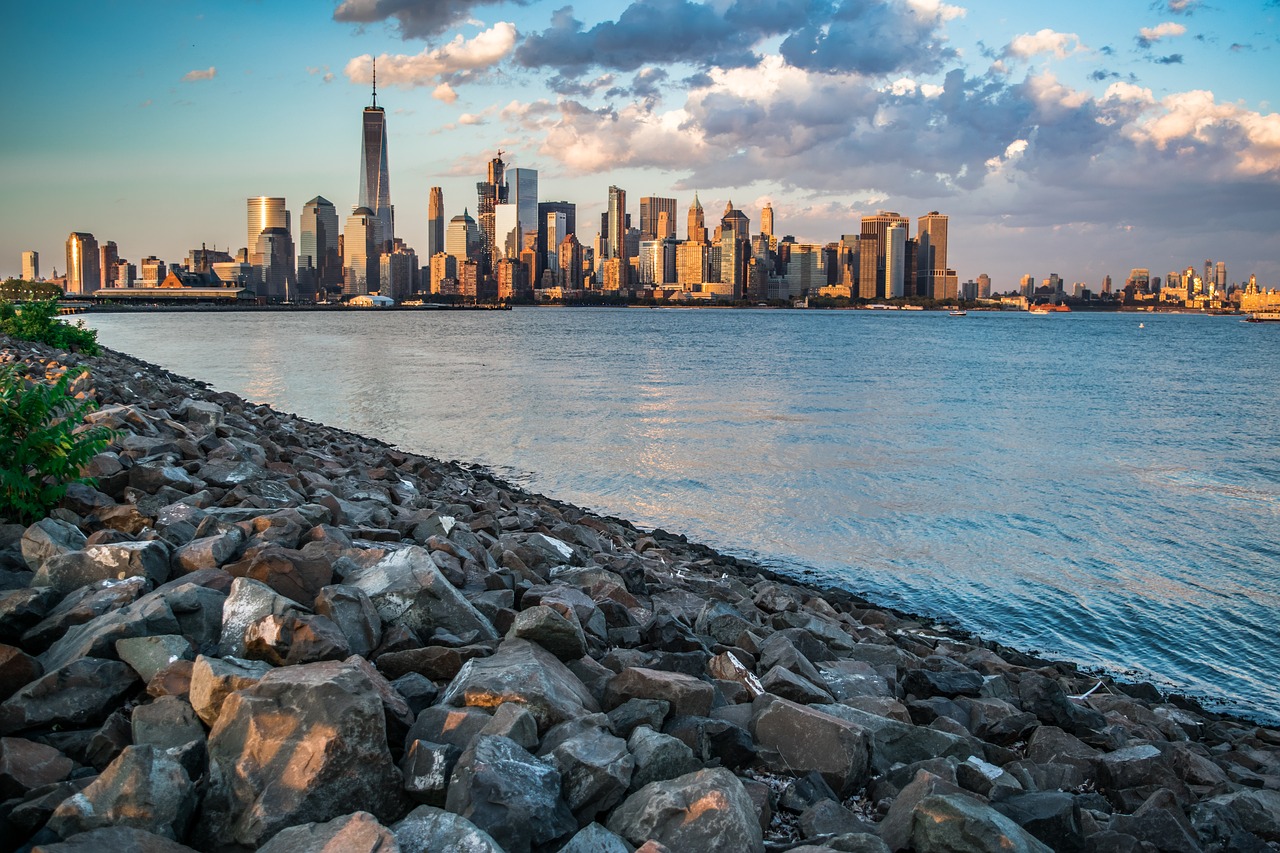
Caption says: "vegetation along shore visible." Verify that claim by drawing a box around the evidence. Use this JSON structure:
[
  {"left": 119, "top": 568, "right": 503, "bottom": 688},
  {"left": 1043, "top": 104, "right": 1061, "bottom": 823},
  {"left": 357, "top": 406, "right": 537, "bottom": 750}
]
[{"left": 1, "top": 314, "right": 1278, "bottom": 852}]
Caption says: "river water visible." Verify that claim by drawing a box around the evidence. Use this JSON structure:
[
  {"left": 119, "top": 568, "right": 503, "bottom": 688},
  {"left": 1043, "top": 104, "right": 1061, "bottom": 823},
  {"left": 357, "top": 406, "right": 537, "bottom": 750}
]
[{"left": 82, "top": 307, "right": 1280, "bottom": 722}]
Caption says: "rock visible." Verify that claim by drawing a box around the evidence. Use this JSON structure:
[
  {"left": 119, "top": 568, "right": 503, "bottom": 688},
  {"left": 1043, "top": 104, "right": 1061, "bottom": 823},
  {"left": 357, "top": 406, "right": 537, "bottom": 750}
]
[
  {"left": 0, "top": 643, "right": 42, "bottom": 700},
  {"left": 243, "top": 612, "right": 352, "bottom": 666},
  {"left": 956, "top": 755, "right": 1023, "bottom": 799},
  {"left": 1201, "top": 789, "right": 1280, "bottom": 841},
  {"left": 376, "top": 644, "right": 491, "bottom": 682},
  {"left": 695, "top": 600, "right": 756, "bottom": 645},
  {"left": 1110, "top": 788, "right": 1202, "bottom": 853},
  {"left": 33, "top": 542, "right": 171, "bottom": 596},
  {"left": 46, "top": 744, "right": 197, "bottom": 841},
  {"left": 560, "top": 822, "right": 633, "bottom": 853},
  {"left": 799, "top": 798, "right": 872, "bottom": 839},
  {"left": 257, "top": 810, "right": 398, "bottom": 853},
  {"left": 761, "top": 664, "right": 834, "bottom": 704},
  {"left": 218, "top": 576, "right": 308, "bottom": 657},
  {"left": 346, "top": 546, "right": 498, "bottom": 641},
  {"left": 608, "top": 698, "right": 670, "bottom": 739},
  {"left": 224, "top": 547, "right": 335, "bottom": 608},
  {"left": 405, "top": 705, "right": 493, "bottom": 753},
  {"left": 172, "top": 529, "right": 244, "bottom": 574},
  {"left": 314, "top": 584, "right": 382, "bottom": 658},
  {"left": 817, "top": 703, "right": 978, "bottom": 774},
  {"left": 903, "top": 664, "right": 985, "bottom": 699},
  {"left": 605, "top": 667, "right": 714, "bottom": 717},
  {"left": 508, "top": 604, "right": 588, "bottom": 662},
  {"left": 131, "top": 696, "right": 205, "bottom": 751},
  {"left": 780, "top": 771, "right": 841, "bottom": 813},
  {"left": 478, "top": 702, "right": 539, "bottom": 750},
  {"left": 1096, "top": 743, "right": 1190, "bottom": 811},
  {"left": 707, "top": 651, "right": 764, "bottom": 699},
  {"left": 115, "top": 634, "right": 194, "bottom": 683},
  {"left": 445, "top": 735, "right": 577, "bottom": 853},
  {"left": 627, "top": 725, "right": 703, "bottom": 792},
  {"left": 908, "top": 793, "right": 1053, "bottom": 853},
  {"left": 1018, "top": 672, "right": 1106, "bottom": 736},
  {"left": 0, "top": 586, "right": 57, "bottom": 643},
  {"left": 440, "top": 638, "right": 600, "bottom": 734},
  {"left": 188, "top": 654, "right": 272, "bottom": 726},
  {"left": 549, "top": 730, "right": 635, "bottom": 823},
  {"left": 607, "top": 767, "right": 765, "bottom": 853},
  {"left": 877, "top": 769, "right": 968, "bottom": 851},
  {"left": 20, "top": 518, "right": 87, "bottom": 572},
  {"left": 391, "top": 804, "right": 504, "bottom": 853},
  {"left": 85, "top": 708, "right": 133, "bottom": 770},
  {"left": 751, "top": 696, "right": 870, "bottom": 796},
  {"left": 401, "top": 739, "right": 460, "bottom": 805},
  {"left": 993, "top": 791, "right": 1085, "bottom": 853},
  {"left": 0, "top": 737, "right": 75, "bottom": 798},
  {"left": 19, "top": 579, "right": 145, "bottom": 653},
  {"left": 0, "top": 658, "right": 138, "bottom": 735},
  {"left": 203, "top": 659, "right": 404, "bottom": 848},
  {"left": 29, "top": 826, "right": 200, "bottom": 852},
  {"left": 662, "top": 715, "right": 757, "bottom": 770},
  {"left": 39, "top": 592, "right": 180, "bottom": 673}
]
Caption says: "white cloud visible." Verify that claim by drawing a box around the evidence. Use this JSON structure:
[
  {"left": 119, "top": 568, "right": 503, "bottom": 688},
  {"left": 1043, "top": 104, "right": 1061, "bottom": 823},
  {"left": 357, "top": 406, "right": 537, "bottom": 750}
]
[
  {"left": 1129, "top": 90, "right": 1280, "bottom": 176},
  {"left": 1004, "top": 29, "right": 1087, "bottom": 60},
  {"left": 182, "top": 66, "right": 216, "bottom": 82},
  {"left": 344, "top": 22, "right": 517, "bottom": 89},
  {"left": 434, "top": 83, "right": 458, "bottom": 103},
  {"left": 1139, "top": 22, "right": 1187, "bottom": 43}
]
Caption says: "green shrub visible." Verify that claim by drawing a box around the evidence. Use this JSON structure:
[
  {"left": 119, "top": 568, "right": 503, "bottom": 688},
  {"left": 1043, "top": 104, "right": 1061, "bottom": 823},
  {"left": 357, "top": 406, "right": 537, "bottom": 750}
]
[
  {"left": 0, "top": 299, "right": 100, "bottom": 355},
  {"left": 0, "top": 363, "right": 115, "bottom": 523}
]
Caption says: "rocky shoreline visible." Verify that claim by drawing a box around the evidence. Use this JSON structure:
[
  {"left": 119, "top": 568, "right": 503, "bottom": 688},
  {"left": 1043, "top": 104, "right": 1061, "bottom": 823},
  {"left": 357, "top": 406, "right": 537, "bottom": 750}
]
[{"left": 1, "top": 333, "right": 1277, "bottom": 853}]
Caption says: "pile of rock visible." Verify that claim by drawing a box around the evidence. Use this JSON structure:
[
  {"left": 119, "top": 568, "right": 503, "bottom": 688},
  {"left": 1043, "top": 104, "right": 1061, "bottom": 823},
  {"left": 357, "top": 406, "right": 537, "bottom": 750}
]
[{"left": 1, "top": 333, "right": 1278, "bottom": 853}]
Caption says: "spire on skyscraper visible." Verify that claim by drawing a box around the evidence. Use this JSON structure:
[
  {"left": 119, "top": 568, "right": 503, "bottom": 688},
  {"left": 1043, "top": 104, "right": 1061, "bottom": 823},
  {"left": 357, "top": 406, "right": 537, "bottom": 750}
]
[{"left": 371, "top": 57, "right": 377, "bottom": 108}]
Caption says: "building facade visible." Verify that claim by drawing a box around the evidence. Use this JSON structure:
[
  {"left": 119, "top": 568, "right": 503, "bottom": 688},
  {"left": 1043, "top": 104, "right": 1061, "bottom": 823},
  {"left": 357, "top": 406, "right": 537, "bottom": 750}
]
[{"left": 65, "top": 232, "right": 100, "bottom": 296}]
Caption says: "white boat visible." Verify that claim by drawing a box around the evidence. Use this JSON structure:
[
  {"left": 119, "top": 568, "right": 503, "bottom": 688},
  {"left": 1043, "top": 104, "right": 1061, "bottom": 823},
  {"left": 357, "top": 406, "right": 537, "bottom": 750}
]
[
  {"left": 1245, "top": 312, "right": 1280, "bottom": 323},
  {"left": 949, "top": 310, "right": 967, "bottom": 316}
]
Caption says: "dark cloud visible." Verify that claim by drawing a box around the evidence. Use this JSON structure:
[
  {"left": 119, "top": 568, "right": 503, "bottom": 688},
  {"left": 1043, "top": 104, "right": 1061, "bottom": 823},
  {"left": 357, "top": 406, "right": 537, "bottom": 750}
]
[
  {"left": 548, "top": 73, "right": 617, "bottom": 96},
  {"left": 779, "top": 0, "right": 958, "bottom": 75},
  {"left": 1154, "top": 53, "right": 1184, "bottom": 63},
  {"left": 1230, "top": 43, "right": 1253, "bottom": 52},
  {"left": 1090, "top": 69, "right": 1121, "bottom": 81},
  {"left": 333, "top": 0, "right": 532, "bottom": 40},
  {"left": 1099, "top": 45, "right": 1116, "bottom": 55}
]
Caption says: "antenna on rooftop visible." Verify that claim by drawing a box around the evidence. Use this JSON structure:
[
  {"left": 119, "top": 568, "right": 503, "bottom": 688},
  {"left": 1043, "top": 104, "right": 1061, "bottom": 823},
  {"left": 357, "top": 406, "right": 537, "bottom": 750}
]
[{"left": 371, "top": 57, "right": 378, "bottom": 108}]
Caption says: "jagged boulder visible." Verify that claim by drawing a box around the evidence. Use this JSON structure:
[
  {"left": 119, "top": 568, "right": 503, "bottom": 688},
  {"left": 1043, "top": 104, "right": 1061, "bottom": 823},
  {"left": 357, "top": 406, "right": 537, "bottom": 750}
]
[
  {"left": 346, "top": 546, "right": 497, "bottom": 641},
  {"left": 549, "top": 730, "right": 635, "bottom": 823},
  {"left": 607, "top": 767, "right": 764, "bottom": 853},
  {"left": 0, "top": 658, "right": 137, "bottom": 735},
  {"left": 46, "top": 744, "right": 197, "bottom": 841},
  {"left": 392, "top": 805, "right": 504, "bottom": 853},
  {"left": 33, "top": 542, "right": 171, "bottom": 596},
  {"left": 188, "top": 654, "right": 272, "bottom": 726},
  {"left": 257, "top": 810, "right": 398, "bottom": 853},
  {"left": 908, "top": 793, "right": 1052, "bottom": 853},
  {"left": 751, "top": 695, "right": 870, "bottom": 796}
]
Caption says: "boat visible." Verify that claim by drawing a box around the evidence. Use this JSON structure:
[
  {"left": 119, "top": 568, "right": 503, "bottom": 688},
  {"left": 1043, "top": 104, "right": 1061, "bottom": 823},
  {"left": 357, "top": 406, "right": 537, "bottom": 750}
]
[
  {"left": 1028, "top": 303, "right": 1071, "bottom": 314},
  {"left": 1245, "top": 311, "right": 1280, "bottom": 323},
  {"left": 949, "top": 310, "right": 967, "bottom": 316}
]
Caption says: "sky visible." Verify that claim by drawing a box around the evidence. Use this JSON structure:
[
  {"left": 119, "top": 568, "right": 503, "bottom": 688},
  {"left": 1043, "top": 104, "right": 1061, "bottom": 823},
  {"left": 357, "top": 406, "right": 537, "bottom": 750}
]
[{"left": 2, "top": 0, "right": 1279, "bottom": 290}]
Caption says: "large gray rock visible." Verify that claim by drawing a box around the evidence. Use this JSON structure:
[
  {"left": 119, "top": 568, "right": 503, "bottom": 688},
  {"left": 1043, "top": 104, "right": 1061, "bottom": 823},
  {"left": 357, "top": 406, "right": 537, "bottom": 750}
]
[
  {"left": 908, "top": 793, "right": 1052, "bottom": 853},
  {"left": 751, "top": 695, "right": 870, "bottom": 796},
  {"left": 172, "top": 529, "right": 244, "bottom": 574},
  {"left": 188, "top": 654, "right": 272, "bottom": 726},
  {"left": 243, "top": 612, "right": 352, "bottom": 666},
  {"left": 18, "top": 579, "right": 144, "bottom": 653},
  {"left": 392, "top": 805, "right": 504, "bottom": 853},
  {"left": 440, "top": 638, "right": 600, "bottom": 733},
  {"left": 131, "top": 696, "right": 206, "bottom": 751},
  {"left": 29, "top": 826, "right": 199, "bottom": 852},
  {"left": 445, "top": 735, "right": 577, "bottom": 853},
  {"left": 607, "top": 768, "right": 764, "bottom": 853},
  {"left": 508, "top": 604, "right": 588, "bottom": 661},
  {"left": 1201, "top": 789, "right": 1280, "bottom": 841},
  {"left": 20, "top": 518, "right": 87, "bottom": 572},
  {"left": 605, "top": 667, "right": 714, "bottom": 717},
  {"left": 549, "top": 730, "right": 635, "bottom": 823},
  {"left": 203, "top": 659, "right": 404, "bottom": 848},
  {"left": 218, "top": 576, "right": 307, "bottom": 657},
  {"left": 0, "top": 658, "right": 137, "bottom": 734},
  {"left": 257, "top": 810, "right": 399, "bottom": 853},
  {"left": 560, "top": 822, "right": 633, "bottom": 853},
  {"left": 346, "top": 546, "right": 497, "bottom": 641},
  {"left": 39, "top": 593, "right": 181, "bottom": 672},
  {"left": 314, "top": 584, "right": 382, "bottom": 658},
  {"left": 33, "top": 542, "right": 171, "bottom": 596},
  {"left": 626, "top": 726, "right": 702, "bottom": 793},
  {"left": 817, "top": 703, "right": 979, "bottom": 773},
  {"left": 0, "top": 736, "right": 75, "bottom": 798},
  {"left": 46, "top": 744, "right": 197, "bottom": 841},
  {"left": 115, "top": 634, "right": 194, "bottom": 683}
]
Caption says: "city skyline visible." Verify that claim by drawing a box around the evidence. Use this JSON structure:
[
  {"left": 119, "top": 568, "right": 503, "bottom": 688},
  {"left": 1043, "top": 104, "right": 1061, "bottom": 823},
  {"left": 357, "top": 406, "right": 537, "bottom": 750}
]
[{"left": 2, "top": 1, "right": 1278, "bottom": 288}]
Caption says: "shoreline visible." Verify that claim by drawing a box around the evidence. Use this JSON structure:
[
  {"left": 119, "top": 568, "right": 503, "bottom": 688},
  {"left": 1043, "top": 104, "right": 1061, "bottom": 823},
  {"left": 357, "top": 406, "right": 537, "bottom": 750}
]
[{"left": 2, "top": 332, "right": 1278, "bottom": 851}]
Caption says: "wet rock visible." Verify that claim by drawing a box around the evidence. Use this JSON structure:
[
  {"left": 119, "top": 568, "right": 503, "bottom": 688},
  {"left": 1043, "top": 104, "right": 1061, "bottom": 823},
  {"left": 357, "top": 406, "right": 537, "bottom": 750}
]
[
  {"left": 203, "top": 659, "right": 404, "bottom": 848},
  {"left": 548, "top": 730, "right": 635, "bottom": 823},
  {"left": 440, "top": 638, "right": 600, "bottom": 733},
  {"left": 188, "top": 654, "right": 272, "bottom": 726},
  {"left": 508, "top": 604, "right": 588, "bottom": 662},
  {"left": 445, "top": 734, "right": 577, "bottom": 853},
  {"left": 391, "top": 804, "right": 504, "bottom": 853},
  {"left": 347, "top": 545, "right": 497, "bottom": 641},
  {"left": 908, "top": 793, "right": 1052, "bottom": 853},
  {"left": 607, "top": 767, "right": 764, "bottom": 853},
  {"left": 46, "top": 744, "right": 197, "bottom": 841},
  {"left": 605, "top": 667, "right": 714, "bottom": 717},
  {"left": 751, "top": 696, "right": 870, "bottom": 796},
  {"left": 257, "top": 810, "right": 398, "bottom": 853},
  {"left": 0, "top": 658, "right": 138, "bottom": 735},
  {"left": 0, "top": 737, "right": 75, "bottom": 798}
]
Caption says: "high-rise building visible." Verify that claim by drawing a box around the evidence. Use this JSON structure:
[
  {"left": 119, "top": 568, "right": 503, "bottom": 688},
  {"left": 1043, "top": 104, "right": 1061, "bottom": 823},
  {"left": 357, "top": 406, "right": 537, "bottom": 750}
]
[
  {"left": 687, "top": 194, "right": 707, "bottom": 243},
  {"left": 607, "top": 185, "right": 629, "bottom": 289},
  {"left": 255, "top": 227, "right": 297, "bottom": 300},
  {"left": 380, "top": 244, "right": 416, "bottom": 302},
  {"left": 544, "top": 211, "right": 567, "bottom": 276},
  {"left": 446, "top": 209, "right": 482, "bottom": 263},
  {"left": 429, "top": 252, "right": 456, "bottom": 294},
  {"left": 537, "top": 201, "right": 576, "bottom": 268},
  {"left": 885, "top": 223, "right": 907, "bottom": 298},
  {"left": 21, "top": 251, "right": 38, "bottom": 282},
  {"left": 917, "top": 211, "right": 948, "bottom": 299},
  {"left": 858, "top": 211, "right": 908, "bottom": 300},
  {"left": 99, "top": 241, "right": 118, "bottom": 291},
  {"left": 977, "top": 273, "right": 991, "bottom": 299},
  {"left": 761, "top": 203, "right": 775, "bottom": 238},
  {"left": 494, "top": 204, "right": 520, "bottom": 260},
  {"left": 427, "top": 187, "right": 444, "bottom": 261},
  {"left": 476, "top": 152, "right": 508, "bottom": 270},
  {"left": 343, "top": 207, "right": 381, "bottom": 295},
  {"left": 639, "top": 197, "right": 677, "bottom": 241},
  {"left": 358, "top": 62, "right": 393, "bottom": 249},
  {"left": 65, "top": 232, "right": 99, "bottom": 296},
  {"left": 719, "top": 201, "right": 750, "bottom": 296},
  {"left": 300, "top": 196, "right": 340, "bottom": 301},
  {"left": 558, "top": 234, "right": 584, "bottom": 290},
  {"left": 140, "top": 256, "right": 166, "bottom": 286},
  {"left": 247, "top": 197, "right": 289, "bottom": 288},
  {"left": 656, "top": 211, "right": 673, "bottom": 240},
  {"left": 1215, "top": 261, "right": 1226, "bottom": 289},
  {"left": 509, "top": 168, "right": 538, "bottom": 244}
]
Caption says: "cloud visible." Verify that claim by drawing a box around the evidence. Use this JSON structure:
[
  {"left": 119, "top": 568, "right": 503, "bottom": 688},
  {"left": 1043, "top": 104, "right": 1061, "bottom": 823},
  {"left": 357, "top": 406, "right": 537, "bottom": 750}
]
[
  {"left": 1153, "top": 53, "right": 1184, "bottom": 64},
  {"left": 779, "top": 0, "right": 961, "bottom": 75},
  {"left": 182, "top": 66, "right": 216, "bottom": 82},
  {"left": 1137, "top": 22, "right": 1187, "bottom": 48},
  {"left": 1162, "top": 0, "right": 1201, "bottom": 14},
  {"left": 1004, "top": 30, "right": 1087, "bottom": 60},
  {"left": 333, "top": 0, "right": 532, "bottom": 39},
  {"left": 433, "top": 82, "right": 458, "bottom": 103},
  {"left": 344, "top": 22, "right": 517, "bottom": 89}
]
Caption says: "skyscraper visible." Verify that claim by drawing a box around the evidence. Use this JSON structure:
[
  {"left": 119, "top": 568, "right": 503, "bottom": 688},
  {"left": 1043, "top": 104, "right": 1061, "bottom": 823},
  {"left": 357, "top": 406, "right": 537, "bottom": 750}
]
[
  {"left": 300, "top": 196, "right": 340, "bottom": 300},
  {"left": 446, "top": 209, "right": 481, "bottom": 263},
  {"left": 343, "top": 207, "right": 381, "bottom": 295},
  {"left": 65, "top": 232, "right": 99, "bottom": 296},
  {"left": 494, "top": 204, "right": 520, "bottom": 259},
  {"left": 639, "top": 197, "right": 677, "bottom": 241},
  {"left": 476, "top": 152, "right": 508, "bottom": 270},
  {"left": 99, "top": 241, "right": 119, "bottom": 291},
  {"left": 607, "top": 186, "right": 628, "bottom": 289},
  {"left": 427, "top": 187, "right": 444, "bottom": 261},
  {"left": 761, "top": 203, "right": 775, "bottom": 238},
  {"left": 358, "top": 62, "right": 393, "bottom": 249},
  {"left": 544, "top": 211, "right": 567, "bottom": 277},
  {"left": 687, "top": 194, "right": 707, "bottom": 244},
  {"left": 917, "top": 211, "right": 948, "bottom": 299},
  {"left": 885, "top": 223, "right": 907, "bottom": 298},
  {"left": 858, "top": 211, "right": 908, "bottom": 300},
  {"left": 509, "top": 168, "right": 538, "bottom": 246},
  {"left": 247, "top": 197, "right": 289, "bottom": 288},
  {"left": 255, "top": 227, "right": 297, "bottom": 301},
  {"left": 21, "top": 251, "right": 38, "bottom": 282},
  {"left": 537, "top": 201, "right": 575, "bottom": 269}
]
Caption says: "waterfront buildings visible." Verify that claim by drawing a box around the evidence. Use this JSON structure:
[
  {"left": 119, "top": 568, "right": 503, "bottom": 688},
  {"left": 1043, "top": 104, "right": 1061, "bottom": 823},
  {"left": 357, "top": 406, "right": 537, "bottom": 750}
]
[
  {"left": 21, "top": 251, "right": 38, "bottom": 282},
  {"left": 343, "top": 207, "right": 381, "bottom": 295},
  {"left": 445, "top": 209, "right": 481, "bottom": 264},
  {"left": 358, "top": 65, "right": 393, "bottom": 249},
  {"left": 255, "top": 227, "right": 296, "bottom": 300},
  {"left": 640, "top": 197, "right": 677, "bottom": 240},
  {"left": 858, "top": 212, "right": 908, "bottom": 300},
  {"left": 65, "top": 232, "right": 99, "bottom": 296},
  {"left": 607, "top": 185, "right": 629, "bottom": 290},
  {"left": 99, "top": 241, "right": 119, "bottom": 292},
  {"left": 246, "top": 196, "right": 289, "bottom": 289},
  {"left": 427, "top": 187, "right": 444, "bottom": 261},
  {"left": 476, "top": 153, "right": 508, "bottom": 271},
  {"left": 300, "top": 197, "right": 340, "bottom": 300}
]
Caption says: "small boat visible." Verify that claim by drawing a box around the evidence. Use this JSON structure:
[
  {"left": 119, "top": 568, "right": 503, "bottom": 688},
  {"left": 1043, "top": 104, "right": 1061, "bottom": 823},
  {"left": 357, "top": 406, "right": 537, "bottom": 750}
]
[
  {"left": 1029, "top": 303, "right": 1071, "bottom": 314},
  {"left": 1139, "top": 322, "right": 1145, "bottom": 329},
  {"left": 949, "top": 310, "right": 967, "bottom": 316}
]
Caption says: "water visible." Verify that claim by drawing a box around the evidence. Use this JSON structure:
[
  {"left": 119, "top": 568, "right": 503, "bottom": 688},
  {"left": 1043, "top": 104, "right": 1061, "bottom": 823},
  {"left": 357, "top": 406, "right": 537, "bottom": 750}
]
[{"left": 81, "top": 307, "right": 1280, "bottom": 722}]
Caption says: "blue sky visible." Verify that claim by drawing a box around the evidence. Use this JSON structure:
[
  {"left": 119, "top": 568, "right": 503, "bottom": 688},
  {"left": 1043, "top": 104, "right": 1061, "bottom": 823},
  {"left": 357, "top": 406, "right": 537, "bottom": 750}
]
[{"left": 2, "top": 0, "right": 1278, "bottom": 288}]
